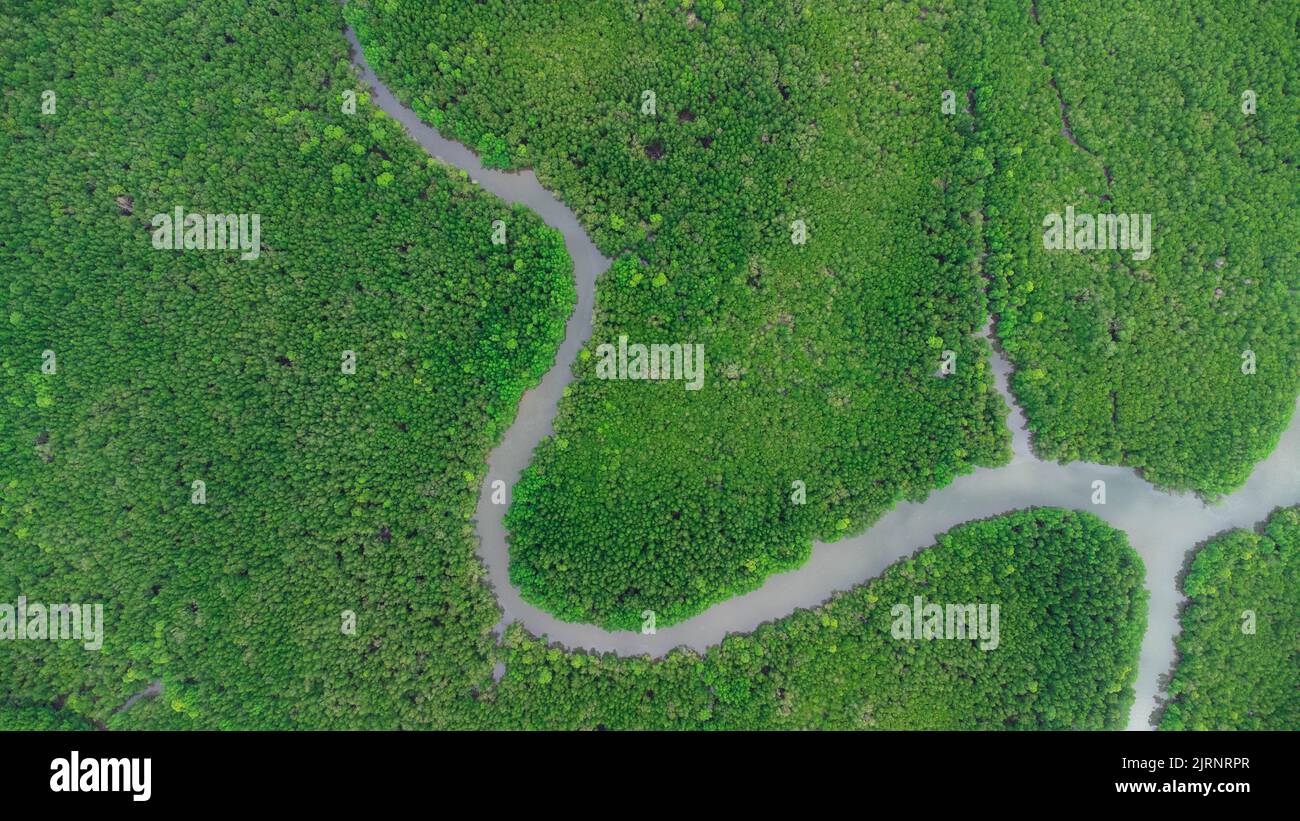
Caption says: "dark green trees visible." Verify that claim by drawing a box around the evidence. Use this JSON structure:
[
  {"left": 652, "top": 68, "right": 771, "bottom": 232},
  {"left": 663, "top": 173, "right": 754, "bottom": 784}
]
[
  {"left": 2, "top": 0, "right": 1288, "bottom": 732},
  {"left": 350, "top": 0, "right": 1299, "bottom": 630},
  {"left": 980, "top": 0, "right": 1300, "bottom": 496},
  {"left": 348, "top": 0, "right": 1011, "bottom": 629},
  {"left": 481, "top": 508, "right": 1148, "bottom": 730},
  {"left": 1160, "top": 506, "right": 1299, "bottom": 730},
  {"left": 1, "top": 0, "right": 571, "bottom": 728}
]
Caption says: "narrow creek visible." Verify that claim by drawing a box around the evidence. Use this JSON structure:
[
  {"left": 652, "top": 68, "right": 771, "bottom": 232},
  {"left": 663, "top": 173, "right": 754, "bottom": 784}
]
[{"left": 346, "top": 26, "right": 1300, "bottom": 731}]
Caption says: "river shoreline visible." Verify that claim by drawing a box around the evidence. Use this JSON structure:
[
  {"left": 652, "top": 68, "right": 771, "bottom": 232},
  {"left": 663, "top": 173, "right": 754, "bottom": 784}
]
[{"left": 345, "top": 26, "right": 1300, "bottom": 731}]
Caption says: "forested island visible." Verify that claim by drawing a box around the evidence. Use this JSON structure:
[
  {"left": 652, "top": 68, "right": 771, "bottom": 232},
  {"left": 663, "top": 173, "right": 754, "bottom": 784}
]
[
  {"left": 348, "top": 0, "right": 1010, "bottom": 630},
  {"left": 980, "top": 0, "right": 1299, "bottom": 497},
  {"left": 1159, "top": 506, "right": 1299, "bottom": 730},
  {"left": 479, "top": 508, "right": 1147, "bottom": 730}
]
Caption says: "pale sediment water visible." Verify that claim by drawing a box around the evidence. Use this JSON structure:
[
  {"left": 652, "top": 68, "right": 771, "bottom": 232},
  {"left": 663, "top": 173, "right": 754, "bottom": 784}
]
[{"left": 346, "top": 26, "right": 1300, "bottom": 730}]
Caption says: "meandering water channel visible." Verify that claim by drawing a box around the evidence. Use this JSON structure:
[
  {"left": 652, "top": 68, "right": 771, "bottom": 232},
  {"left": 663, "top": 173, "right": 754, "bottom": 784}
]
[{"left": 346, "top": 27, "right": 1300, "bottom": 731}]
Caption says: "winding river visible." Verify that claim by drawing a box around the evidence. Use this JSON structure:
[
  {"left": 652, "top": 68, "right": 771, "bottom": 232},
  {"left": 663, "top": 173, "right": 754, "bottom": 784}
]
[{"left": 346, "top": 27, "right": 1300, "bottom": 731}]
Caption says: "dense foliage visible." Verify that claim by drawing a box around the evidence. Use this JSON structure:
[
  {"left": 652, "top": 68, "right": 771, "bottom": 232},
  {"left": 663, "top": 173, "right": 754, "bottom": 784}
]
[
  {"left": 347, "top": 0, "right": 1011, "bottom": 629},
  {"left": 477, "top": 508, "right": 1147, "bottom": 729},
  {"left": 979, "top": 0, "right": 1299, "bottom": 495},
  {"left": 0, "top": 702, "right": 91, "bottom": 730},
  {"left": 0, "top": 0, "right": 1281, "bottom": 731},
  {"left": 349, "top": 0, "right": 1299, "bottom": 629},
  {"left": 1159, "top": 506, "right": 1299, "bottom": 730},
  {"left": 1, "top": 0, "right": 572, "bottom": 727}
]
